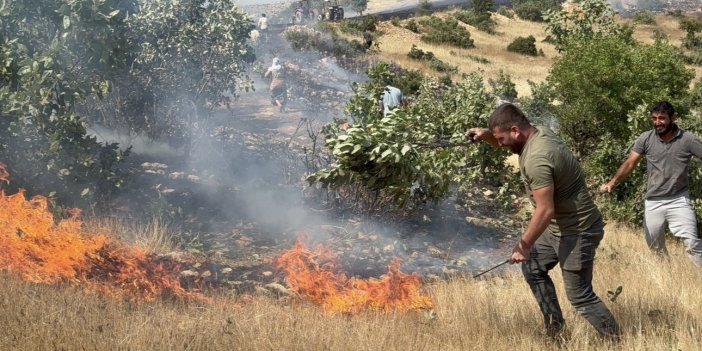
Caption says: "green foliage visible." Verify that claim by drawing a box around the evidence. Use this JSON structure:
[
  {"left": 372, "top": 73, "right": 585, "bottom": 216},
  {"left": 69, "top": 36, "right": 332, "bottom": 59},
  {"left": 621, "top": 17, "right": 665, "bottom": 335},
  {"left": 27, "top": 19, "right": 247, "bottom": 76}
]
[
  {"left": 684, "top": 50, "right": 702, "bottom": 66},
  {"left": 497, "top": 6, "right": 514, "bottom": 19},
  {"left": 418, "top": 16, "right": 475, "bottom": 49},
  {"left": 488, "top": 71, "right": 518, "bottom": 103},
  {"left": 284, "top": 27, "right": 365, "bottom": 57},
  {"left": 344, "top": 0, "right": 368, "bottom": 15},
  {"left": 416, "top": 0, "right": 431, "bottom": 17},
  {"left": 513, "top": 2, "right": 545, "bottom": 22},
  {"left": 0, "top": 0, "right": 133, "bottom": 205},
  {"left": 544, "top": 0, "right": 632, "bottom": 52},
  {"left": 339, "top": 15, "right": 378, "bottom": 34},
  {"left": 547, "top": 37, "right": 694, "bottom": 158},
  {"left": 454, "top": 10, "right": 496, "bottom": 34},
  {"left": 633, "top": 11, "right": 657, "bottom": 25},
  {"left": 407, "top": 45, "right": 457, "bottom": 73},
  {"left": 512, "top": 0, "right": 561, "bottom": 22},
  {"left": 507, "top": 35, "right": 538, "bottom": 56},
  {"left": 309, "top": 63, "right": 513, "bottom": 206},
  {"left": 124, "top": 0, "right": 256, "bottom": 146},
  {"left": 408, "top": 45, "right": 435, "bottom": 61},
  {"left": 0, "top": 0, "right": 258, "bottom": 207},
  {"left": 428, "top": 57, "right": 458, "bottom": 73},
  {"left": 390, "top": 16, "right": 401, "bottom": 27},
  {"left": 405, "top": 19, "right": 420, "bottom": 33}
]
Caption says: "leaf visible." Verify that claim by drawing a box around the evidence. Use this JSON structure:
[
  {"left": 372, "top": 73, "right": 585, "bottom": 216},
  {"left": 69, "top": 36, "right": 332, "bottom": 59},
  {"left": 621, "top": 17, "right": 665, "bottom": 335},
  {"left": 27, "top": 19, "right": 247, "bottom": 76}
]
[
  {"left": 80, "top": 188, "right": 90, "bottom": 197},
  {"left": 108, "top": 10, "right": 121, "bottom": 18},
  {"left": 63, "top": 16, "right": 71, "bottom": 30},
  {"left": 401, "top": 144, "right": 411, "bottom": 155}
]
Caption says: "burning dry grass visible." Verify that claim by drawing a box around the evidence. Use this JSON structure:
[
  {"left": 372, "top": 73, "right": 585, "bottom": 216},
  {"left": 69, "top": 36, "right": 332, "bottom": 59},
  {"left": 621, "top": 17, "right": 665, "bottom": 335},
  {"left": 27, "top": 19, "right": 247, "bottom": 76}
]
[
  {"left": 2, "top": 224, "right": 701, "bottom": 350},
  {"left": 0, "top": 163, "right": 205, "bottom": 302},
  {"left": 273, "top": 239, "right": 433, "bottom": 315}
]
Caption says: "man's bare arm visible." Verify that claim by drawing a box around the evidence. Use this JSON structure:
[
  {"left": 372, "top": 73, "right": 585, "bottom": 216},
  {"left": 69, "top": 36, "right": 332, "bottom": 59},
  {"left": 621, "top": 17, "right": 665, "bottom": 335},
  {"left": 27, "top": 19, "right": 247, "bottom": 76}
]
[
  {"left": 600, "top": 151, "right": 643, "bottom": 193},
  {"left": 511, "top": 185, "right": 554, "bottom": 263},
  {"left": 467, "top": 128, "right": 499, "bottom": 148}
]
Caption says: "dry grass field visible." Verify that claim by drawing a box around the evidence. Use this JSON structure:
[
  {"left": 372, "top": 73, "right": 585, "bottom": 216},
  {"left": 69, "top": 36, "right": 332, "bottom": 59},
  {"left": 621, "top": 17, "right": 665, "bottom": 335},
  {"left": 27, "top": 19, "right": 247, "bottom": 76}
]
[
  {"left": 366, "top": 10, "right": 701, "bottom": 96},
  {"left": 2, "top": 224, "right": 701, "bottom": 350}
]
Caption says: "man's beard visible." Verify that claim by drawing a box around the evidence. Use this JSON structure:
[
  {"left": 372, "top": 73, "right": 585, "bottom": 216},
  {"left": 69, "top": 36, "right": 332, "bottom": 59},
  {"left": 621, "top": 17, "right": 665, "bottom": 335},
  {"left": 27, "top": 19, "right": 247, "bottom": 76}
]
[{"left": 656, "top": 124, "right": 673, "bottom": 136}]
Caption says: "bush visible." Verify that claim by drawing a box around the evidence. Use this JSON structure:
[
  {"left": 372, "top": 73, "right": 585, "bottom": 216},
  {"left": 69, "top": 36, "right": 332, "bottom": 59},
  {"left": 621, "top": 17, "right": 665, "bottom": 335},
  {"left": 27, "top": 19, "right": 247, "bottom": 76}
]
[
  {"left": 514, "top": 2, "right": 544, "bottom": 22},
  {"left": 488, "top": 70, "right": 518, "bottom": 102},
  {"left": 497, "top": 6, "right": 514, "bottom": 19},
  {"left": 407, "top": 45, "right": 457, "bottom": 73},
  {"left": 419, "top": 16, "right": 475, "bottom": 49},
  {"left": 284, "top": 27, "right": 365, "bottom": 58},
  {"left": 405, "top": 19, "right": 420, "bottom": 33},
  {"left": 454, "top": 10, "right": 496, "bottom": 34},
  {"left": 407, "top": 45, "right": 435, "bottom": 61},
  {"left": 633, "top": 11, "right": 656, "bottom": 25},
  {"left": 428, "top": 58, "right": 458, "bottom": 73},
  {"left": 391, "top": 16, "right": 401, "bottom": 27},
  {"left": 416, "top": 0, "right": 431, "bottom": 16},
  {"left": 507, "top": 35, "right": 538, "bottom": 56},
  {"left": 339, "top": 15, "right": 379, "bottom": 34},
  {"left": 684, "top": 50, "right": 702, "bottom": 66}
]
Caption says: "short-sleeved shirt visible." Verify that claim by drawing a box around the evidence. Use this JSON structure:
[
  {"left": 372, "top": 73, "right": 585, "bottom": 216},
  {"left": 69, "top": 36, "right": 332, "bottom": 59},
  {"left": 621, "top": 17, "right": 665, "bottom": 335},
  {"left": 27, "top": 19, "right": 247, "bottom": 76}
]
[
  {"left": 258, "top": 17, "right": 268, "bottom": 30},
  {"left": 519, "top": 126, "right": 601, "bottom": 235},
  {"left": 382, "top": 86, "right": 402, "bottom": 117},
  {"left": 632, "top": 126, "right": 702, "bottom": 199}
]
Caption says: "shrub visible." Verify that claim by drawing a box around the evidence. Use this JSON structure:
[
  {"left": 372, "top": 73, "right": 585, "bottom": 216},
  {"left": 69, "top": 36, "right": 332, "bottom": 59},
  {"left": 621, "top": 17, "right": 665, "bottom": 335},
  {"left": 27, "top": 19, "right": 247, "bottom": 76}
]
[
  {"left": 428, "top": 58, "right": 458, "bottom": 73},
  {"left": 390, "top": 16, "right": 401, "bottom": 27},
  {"left": 507, "top": 35, "right": 538, "bottom": 56},
  {"left": 407, "top": 45, "right": 435, "bottom": 61},
  {"left": 633, "top": 11, "right": 656, "bottom": 25},
  {"left": 416, "top": 0, "right": 431, "bottom": 16},
  {"left": 684, "top": 50, "right": 702, "bottom": 66},
  {"left": 284, "top": 27, "right": 365, "bottom": 58},
  {"left": 497, "top": 6, "right": 514, "bottom": 19},
  {"left": 418, "top": 16, "right": 475, "bottom": 49},
  {"left": 407, "top": 45, "right": 457, "bottom": 73},
  {"left": 488, "top": 70, "right": 518, "bottom": 102},
  {"left": 405, "top": 19, "right": 420, "bottom": 33},
  {"left": 514, "top": 2, "right": 544, "bottom": 22},
  {"left": 454, "top": 10, "right": 496, "bottom": 33},
  {"left": 339, "top": 15, "right": 379, "bottom": 34}
]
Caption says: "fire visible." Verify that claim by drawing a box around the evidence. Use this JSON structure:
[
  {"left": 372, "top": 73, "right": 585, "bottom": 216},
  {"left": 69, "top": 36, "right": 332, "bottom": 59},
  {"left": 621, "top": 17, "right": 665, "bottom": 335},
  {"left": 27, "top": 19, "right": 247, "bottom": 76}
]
[
  {"left": 274, "top": 238, "right": 434, "bottom": 315},
  {"left": 0, "top": 162, "right": 205, "bottom": 302}
]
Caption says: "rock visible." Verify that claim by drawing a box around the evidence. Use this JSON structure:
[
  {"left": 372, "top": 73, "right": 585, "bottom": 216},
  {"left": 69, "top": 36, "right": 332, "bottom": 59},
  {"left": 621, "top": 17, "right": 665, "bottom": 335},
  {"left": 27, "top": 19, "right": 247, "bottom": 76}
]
[
  {"left": 465, "top": 216, "right": 490, "bottom": 227},
  {"left": 442, "top": 266, "right": 459, "bottom": 275},
  {"left": 483, "top": 189, "right": 494, "bottom": 197},
  {"left": 221, "top": 267, "right": 233, "bottom": 274},
  {"left": 427, "top": 245, "right": 446, "bottom": 259},
  {"left": 180, "top": 270, "right": 199, "bottom": 278},
  {"left": 382, "top": 244, "right": 394, "bottom": 253},
  {"left": 200, "top": 270, "right": 212, "bottom": 278},
  {"left": 254, "top": 286, "right": 271, "bottom": 296},
  {"left": 262, "top": 271, "right": 273, "bottom": 277},
  {"left": 265, "top": 283, "right": 291, "bottom": 296}
]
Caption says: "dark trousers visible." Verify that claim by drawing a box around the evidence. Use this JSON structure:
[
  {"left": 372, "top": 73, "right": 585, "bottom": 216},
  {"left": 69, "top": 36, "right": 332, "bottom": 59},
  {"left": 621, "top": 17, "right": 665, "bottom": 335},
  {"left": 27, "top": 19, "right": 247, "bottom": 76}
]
[{"left": 522, "top": 218, "right": 620, "bottom": 338}]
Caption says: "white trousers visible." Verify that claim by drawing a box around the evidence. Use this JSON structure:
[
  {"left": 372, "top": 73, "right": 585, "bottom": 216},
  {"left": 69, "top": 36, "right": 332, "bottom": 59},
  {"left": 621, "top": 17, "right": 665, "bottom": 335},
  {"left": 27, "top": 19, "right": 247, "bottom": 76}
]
[{"left": 644, "top": 193, "right": 702, "bottom": 266}]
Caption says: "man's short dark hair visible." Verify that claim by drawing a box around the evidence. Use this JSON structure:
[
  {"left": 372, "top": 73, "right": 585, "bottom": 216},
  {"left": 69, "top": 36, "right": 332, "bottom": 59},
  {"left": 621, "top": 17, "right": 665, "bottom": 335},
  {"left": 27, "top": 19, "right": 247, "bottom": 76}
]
[
  {"left": 488, "top": 103, "right": 531, "bottom": 131},
  {"left": 650, "top": 101, "right": 675, "bottom": 118}
]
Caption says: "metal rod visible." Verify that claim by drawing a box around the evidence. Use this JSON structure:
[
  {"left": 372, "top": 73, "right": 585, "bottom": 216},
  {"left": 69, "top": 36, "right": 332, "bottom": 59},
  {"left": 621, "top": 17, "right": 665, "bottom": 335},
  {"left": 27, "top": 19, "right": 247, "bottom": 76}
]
[{"left": 472, "top": 259, "right": 510, "bottom": 279}]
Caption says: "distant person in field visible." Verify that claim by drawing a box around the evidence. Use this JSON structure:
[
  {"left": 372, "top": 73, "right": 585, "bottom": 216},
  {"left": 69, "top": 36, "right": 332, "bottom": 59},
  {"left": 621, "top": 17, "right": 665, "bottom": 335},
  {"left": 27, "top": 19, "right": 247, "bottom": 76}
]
[
  {"left": 468, "top": 103, "right": 620, "bottom": 341},
  {"left": 257, "top": 14, "right": 268, "bottom": 41},
  {"left": 379, "top": 85, "right": 404, "bottom": 117},
  {"left": 601, "top": 101, "right": 702, "bottom": 266},
  {"left": 363, "top": 30, "right": 373, "bottom": 51},
  {"left": 264, "top": 57, "right": 287, "bottom": 113}
]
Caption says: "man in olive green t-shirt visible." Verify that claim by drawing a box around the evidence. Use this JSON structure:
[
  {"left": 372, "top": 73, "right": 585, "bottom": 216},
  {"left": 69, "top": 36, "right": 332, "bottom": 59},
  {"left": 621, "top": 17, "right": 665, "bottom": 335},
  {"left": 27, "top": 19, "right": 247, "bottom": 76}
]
[{"left": 468, "top": 103, "right": 620, "bottom": 340}]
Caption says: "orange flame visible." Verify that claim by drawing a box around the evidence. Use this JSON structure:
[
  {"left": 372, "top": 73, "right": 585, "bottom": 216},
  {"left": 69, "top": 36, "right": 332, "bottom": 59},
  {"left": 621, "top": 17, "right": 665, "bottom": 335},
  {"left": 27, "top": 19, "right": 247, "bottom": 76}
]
[
  {"left": 274, "top": 238, "right": 433, "bottom": 315},
  {"left": 0, "top": 162, "right": 205, "bottom": 302}
]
